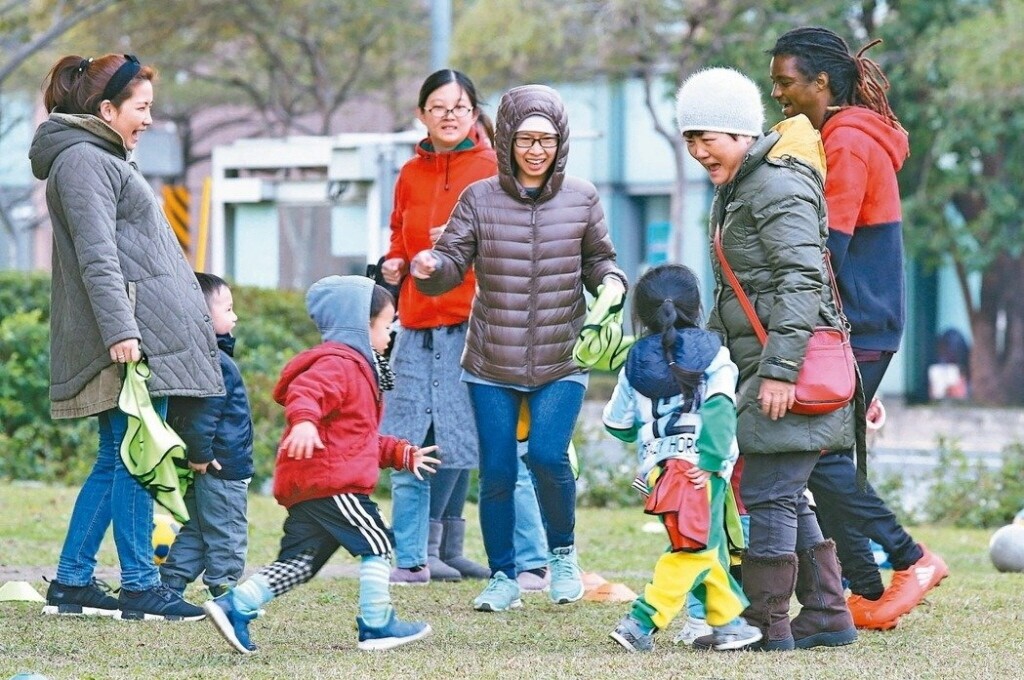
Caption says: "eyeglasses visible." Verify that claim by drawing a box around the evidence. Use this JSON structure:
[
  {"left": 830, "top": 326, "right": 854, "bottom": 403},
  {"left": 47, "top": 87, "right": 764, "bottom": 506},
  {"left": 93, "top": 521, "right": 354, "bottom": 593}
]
[
  {"left": 426, "top": 105, "right": 473, "bottom": 119},
  {"left": 513, "top": 135, "right": 559, "bottom": 149}
]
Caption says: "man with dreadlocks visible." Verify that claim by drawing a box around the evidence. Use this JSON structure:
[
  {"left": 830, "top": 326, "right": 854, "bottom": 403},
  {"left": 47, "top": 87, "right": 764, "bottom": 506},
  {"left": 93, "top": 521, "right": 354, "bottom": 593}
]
[{"left": 768, "top": 27, "right": 948, "bottom": 632}]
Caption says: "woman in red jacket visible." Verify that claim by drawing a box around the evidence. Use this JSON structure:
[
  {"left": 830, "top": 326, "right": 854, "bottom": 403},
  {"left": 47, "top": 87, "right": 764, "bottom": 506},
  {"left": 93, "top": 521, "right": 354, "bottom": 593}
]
[{"left": 380, "top": 70, "right": 550, "bottom": 588}]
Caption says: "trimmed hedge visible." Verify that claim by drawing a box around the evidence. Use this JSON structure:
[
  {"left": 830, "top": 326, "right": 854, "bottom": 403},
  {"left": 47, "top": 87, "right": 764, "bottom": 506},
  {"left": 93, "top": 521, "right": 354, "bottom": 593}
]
[{"left": 0, "top": 272, "right": 319, "bottom": 490}]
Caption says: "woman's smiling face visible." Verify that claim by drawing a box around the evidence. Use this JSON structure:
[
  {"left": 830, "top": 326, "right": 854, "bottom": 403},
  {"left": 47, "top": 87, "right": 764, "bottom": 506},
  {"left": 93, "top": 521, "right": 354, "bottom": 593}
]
[{"left": 101, "top": 79, "right": 153, "bottom": 150}]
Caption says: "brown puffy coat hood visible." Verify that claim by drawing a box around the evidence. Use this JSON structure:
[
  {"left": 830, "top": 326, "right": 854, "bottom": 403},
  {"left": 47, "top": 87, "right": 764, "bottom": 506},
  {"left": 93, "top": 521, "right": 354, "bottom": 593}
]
[{"left": 495, "top": 84, "right": 568, "bottom": 201}]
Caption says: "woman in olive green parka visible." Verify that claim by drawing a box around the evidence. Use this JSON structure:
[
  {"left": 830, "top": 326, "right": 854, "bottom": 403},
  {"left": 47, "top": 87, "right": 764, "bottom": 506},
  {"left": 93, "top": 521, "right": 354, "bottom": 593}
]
[{"left": 677, "top": 68, "right": 856, "bottom": 652}]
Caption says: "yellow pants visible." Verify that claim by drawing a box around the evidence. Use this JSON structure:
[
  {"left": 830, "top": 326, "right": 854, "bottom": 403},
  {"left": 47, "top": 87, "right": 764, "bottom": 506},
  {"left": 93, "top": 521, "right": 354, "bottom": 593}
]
[{"left": 642, "top": 548, "right": 745, "bottom": 629}]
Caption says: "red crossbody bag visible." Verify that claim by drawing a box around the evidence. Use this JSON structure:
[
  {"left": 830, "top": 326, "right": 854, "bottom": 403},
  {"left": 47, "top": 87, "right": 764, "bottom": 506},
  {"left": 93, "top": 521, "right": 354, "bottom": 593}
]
[{"left": 713, "top": 225, "right": 856, "bottom": 416}]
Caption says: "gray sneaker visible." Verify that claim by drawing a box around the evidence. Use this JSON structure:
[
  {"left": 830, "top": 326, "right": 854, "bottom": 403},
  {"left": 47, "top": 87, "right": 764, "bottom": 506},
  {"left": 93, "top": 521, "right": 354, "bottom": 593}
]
[
  {"left": 610, "top": 614, "right": 655, "bottom": 652},
  {"left": 711, "top": 617, "right": 763, "bottom": 651},
  {"left": 472, "top": 573, "right": 522, "bottom": 612}
]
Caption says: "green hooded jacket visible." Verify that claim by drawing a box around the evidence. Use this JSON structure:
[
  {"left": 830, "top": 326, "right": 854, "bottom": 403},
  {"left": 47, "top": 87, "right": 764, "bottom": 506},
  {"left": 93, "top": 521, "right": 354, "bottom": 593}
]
[{"left": 707, "top": 115, "right": 855, "bottom": 456}]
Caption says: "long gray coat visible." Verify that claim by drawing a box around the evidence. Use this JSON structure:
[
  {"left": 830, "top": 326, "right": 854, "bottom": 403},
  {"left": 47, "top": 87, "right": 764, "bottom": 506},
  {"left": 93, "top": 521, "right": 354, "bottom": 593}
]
[
  {"left": 707, "top": 117, "right": 855, "bottom": 456},
  {"left": 381, "top": 325, "right": 479, "bottom": 469},
  {"left": 29, "top": 114, "right": 223, "bottom": 415}
]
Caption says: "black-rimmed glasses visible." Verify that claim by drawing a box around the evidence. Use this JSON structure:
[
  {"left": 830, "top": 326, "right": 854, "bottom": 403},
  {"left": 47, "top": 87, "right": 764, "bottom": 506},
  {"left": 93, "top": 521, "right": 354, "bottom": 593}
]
[{"left": 426, "top": 105, "right": 473, "bottom": 119}]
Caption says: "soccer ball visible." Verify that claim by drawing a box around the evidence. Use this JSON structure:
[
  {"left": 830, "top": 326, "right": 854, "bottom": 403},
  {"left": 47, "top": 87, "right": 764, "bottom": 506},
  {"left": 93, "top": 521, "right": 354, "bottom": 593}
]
[
  {"left": 988, "top": 524, "right": 1024, "bottom": 573},
  {"left": 152, "top": 513, "right": 181, "bottom": 565}
]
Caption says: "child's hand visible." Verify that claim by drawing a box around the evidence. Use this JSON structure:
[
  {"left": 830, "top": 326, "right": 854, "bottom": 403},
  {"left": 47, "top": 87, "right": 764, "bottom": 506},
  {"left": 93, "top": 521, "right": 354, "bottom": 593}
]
[
  {"left": 409, "top": 444, "right": 441, "bottom": 480},
  {"left": 280, "top": 421, "right": 324, "bottom": 459},
  {"left": 189, "top": 459, "right": 222, "bottom": 475},
  {"left": 409, "top": 250, "right": 438, "bottom": 279},
  {"left": 685, "top": 465, "right": 712, "bottom": 490}
]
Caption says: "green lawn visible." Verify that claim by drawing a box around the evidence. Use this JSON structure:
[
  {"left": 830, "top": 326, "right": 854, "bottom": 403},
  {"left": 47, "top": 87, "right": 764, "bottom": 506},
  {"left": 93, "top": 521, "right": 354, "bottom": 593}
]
[{"left": 1, "top": 481, "right": 1022, "bottom": 679}]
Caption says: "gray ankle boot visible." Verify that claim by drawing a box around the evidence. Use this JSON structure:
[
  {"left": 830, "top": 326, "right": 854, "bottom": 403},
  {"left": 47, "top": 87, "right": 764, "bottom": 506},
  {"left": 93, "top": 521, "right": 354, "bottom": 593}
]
[
  {"left": 440, "top": 517, "right": 491, "bottom": 579},
  {"left": 428, "top": 520, "right": 462, "bottom": 582}
]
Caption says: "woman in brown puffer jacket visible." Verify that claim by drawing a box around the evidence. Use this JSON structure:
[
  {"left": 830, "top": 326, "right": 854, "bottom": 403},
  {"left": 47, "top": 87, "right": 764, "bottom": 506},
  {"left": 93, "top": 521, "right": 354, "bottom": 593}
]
[{"left": 410, "top": 84, "right": 627, "bottom": 613}]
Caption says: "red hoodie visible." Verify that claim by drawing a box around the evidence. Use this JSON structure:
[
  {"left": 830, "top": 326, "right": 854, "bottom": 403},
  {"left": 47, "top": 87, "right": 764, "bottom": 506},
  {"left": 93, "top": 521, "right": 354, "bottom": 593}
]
[
  {"left": 386, "top": 138, "right": 496, "bottom": 328},
  {"left": 821, "top": 107, "right": 910, "bottom": 351},
  {"left": 271, "top": 342, "right": 414, "bottom": 508}
]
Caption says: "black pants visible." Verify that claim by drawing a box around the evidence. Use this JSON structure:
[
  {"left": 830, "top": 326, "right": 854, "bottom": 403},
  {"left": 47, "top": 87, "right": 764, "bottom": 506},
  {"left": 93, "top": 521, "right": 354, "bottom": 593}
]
[{"left": 808, "top": 353, "right": 923, "bottom": 596}]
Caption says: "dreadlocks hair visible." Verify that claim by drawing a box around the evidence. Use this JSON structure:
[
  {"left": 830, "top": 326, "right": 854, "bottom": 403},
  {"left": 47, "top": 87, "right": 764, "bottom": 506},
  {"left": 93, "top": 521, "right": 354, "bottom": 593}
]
[{"left": 770, "top": 26, "right": 903, "bottom": 131}]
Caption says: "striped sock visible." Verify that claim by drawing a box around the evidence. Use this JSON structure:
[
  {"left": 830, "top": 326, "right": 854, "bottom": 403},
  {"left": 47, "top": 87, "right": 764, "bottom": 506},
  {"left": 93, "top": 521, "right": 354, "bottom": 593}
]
[
  {"left": 359, "top": 555, "right": 393, "bottom": 627},
  {"left": 233, "top": 574, "right": 274, "bottom": 615}
]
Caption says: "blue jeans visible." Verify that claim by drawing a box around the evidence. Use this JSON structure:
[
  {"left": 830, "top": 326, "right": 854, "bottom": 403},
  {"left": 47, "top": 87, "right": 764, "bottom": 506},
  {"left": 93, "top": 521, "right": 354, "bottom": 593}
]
[
  {"left": 159, "top": 474, "right": 250, "bottom": 592},
  {"left": 809, "top": 353, "right": 922, "bottom": 596},
  {"left": 468, "top": 380, "right": 585, "bottom": 578},
  {"left": 391, "top": 457, "right": 548, "bottom": 571},
  {"left": 56, "top": 401, "right": 166, "bottom": 591}
]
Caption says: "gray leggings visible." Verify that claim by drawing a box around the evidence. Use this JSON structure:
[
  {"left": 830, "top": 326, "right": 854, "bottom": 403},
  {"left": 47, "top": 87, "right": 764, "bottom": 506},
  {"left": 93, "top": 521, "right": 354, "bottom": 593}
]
[{"left": 740, "top": 451, "right": 825, "bottom": 558}]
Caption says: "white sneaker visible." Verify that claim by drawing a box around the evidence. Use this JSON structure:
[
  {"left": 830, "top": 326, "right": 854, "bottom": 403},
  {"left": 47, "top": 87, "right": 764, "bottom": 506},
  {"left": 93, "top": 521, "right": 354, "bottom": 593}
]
[{"left": 673, "top": 615, "right": 712, "bottom": 645}]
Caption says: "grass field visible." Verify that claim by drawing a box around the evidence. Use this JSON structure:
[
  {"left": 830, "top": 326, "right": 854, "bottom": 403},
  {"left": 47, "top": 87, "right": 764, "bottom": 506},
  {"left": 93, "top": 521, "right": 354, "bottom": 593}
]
[{"left": 1, "top": 481, "right": 1022, "bottom": 679}]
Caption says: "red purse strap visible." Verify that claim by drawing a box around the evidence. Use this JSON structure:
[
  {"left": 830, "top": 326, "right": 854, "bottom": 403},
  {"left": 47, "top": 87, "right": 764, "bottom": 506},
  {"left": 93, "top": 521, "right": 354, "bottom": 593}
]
[
  {"left": 713, "top": 224, "right": 768, "bottom": 345},
  {"left": 712, "top": 224, "right": 846, "bottom": 346}
]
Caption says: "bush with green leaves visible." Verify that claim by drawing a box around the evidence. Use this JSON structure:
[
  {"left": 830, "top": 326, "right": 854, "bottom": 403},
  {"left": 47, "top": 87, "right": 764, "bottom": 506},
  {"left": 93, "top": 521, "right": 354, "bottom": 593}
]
[{"left": 920, "top": 439, "right": 1024, "bottom": 528}]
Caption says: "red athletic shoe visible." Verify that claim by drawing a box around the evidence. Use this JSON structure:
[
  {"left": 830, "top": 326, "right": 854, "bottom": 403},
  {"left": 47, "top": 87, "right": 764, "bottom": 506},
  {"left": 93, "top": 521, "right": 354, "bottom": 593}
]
[{"left": 848, "top": 544, "right": 949, "bottom": 630}]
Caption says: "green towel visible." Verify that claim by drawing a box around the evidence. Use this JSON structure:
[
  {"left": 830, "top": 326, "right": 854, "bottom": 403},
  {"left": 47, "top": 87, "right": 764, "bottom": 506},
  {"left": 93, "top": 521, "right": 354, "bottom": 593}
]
[
  {"left": 118, "top": 361, "right": 191, "bottom": 523},
  {"left": 573, "top": 283, "right": 635, "bottom": 372}
]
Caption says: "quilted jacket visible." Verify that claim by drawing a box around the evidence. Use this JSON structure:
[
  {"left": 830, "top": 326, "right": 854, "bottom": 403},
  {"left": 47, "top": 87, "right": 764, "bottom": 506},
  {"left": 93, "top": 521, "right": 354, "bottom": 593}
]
[
  {"left": 707, "top": 115, "right": 854, "bottom": 455},
  {"left": 29, "top": 113, "right": 223, "bottom": 414},
  {"left": 385, "top": 137, "right": 495, "bottom": 329},
  {"left": 415, "top": 84, "right": 627, "bottom": 387}
]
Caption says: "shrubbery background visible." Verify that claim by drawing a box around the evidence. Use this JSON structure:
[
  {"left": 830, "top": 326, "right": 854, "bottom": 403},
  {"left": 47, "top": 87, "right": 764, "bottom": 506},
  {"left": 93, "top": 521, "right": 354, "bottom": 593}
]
[
  {"left": 3, "top": 272, "right": 1020, "bottom": 526},
  {"left": 0, "top": 271, "right": 318, "bottom": 491}
]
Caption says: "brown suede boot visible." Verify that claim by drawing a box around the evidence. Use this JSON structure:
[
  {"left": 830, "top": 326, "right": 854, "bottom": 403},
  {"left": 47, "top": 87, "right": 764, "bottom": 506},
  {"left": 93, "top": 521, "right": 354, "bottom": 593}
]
[
  {"left": 740, "top": 553, "right": 798, "bottom": 651},
  {"left": 791, "top": 539, "right": 858, "bottom": 649}
]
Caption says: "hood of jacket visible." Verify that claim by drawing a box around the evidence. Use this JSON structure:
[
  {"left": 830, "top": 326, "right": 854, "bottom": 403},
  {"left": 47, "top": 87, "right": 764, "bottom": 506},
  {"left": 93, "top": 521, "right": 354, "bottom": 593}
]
[
  {"left": 29, "top": 113, "right": 127, "bottom": 180},
  {"left": 824, "top": 106, "right": 909, "bottom": 173},
  {"left": 305, "top": 276, "right": 375, "bottom": 371},
  {"left": 766, "top": 114, "right": 827, "bottom": 181},
  {"left": 494, "top": 84, "right": 569, "bottom": 203},
  {"left": 625, "top": 328, "right": 722, "bottom": 400}
]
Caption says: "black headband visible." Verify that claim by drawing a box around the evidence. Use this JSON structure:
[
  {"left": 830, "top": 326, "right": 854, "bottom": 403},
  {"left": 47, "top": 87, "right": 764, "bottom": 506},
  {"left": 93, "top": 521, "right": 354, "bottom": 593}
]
[{"left": 101, "top": 54, "right": 141, "bottom": 102}]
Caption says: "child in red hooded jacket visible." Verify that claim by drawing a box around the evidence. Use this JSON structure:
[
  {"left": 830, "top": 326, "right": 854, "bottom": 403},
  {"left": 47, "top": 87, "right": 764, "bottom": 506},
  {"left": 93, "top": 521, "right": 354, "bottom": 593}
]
[{"left": 205, "top": 276, "right": 439, "bottom": 654}]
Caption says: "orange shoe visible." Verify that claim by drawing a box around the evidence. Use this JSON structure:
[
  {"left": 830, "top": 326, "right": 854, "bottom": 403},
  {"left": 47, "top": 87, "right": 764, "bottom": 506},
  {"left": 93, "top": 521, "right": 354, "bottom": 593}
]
[{"left": 849, "top": 544, "right": 949, "bottom": 630}]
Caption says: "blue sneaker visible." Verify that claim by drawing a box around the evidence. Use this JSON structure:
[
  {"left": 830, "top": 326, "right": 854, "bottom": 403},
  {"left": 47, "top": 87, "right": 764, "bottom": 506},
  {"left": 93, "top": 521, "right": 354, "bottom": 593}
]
[
  {"left": 204, "top": 592, "right": 258, "bottom": 654},
  {"left": 610, "top": 614, "right": 655, "bottom": 652},
  {"left": 711, "top": 616, "right": 763, "bottom": 651},
  {"left": 548, "top": 546, "right": 585, "bottom": 605},
  {"left": 472, "top": 572, "right": 523, "bottom": 612},
  {"left": 357, "top": 610, "right": 432, "bottom": 651}
]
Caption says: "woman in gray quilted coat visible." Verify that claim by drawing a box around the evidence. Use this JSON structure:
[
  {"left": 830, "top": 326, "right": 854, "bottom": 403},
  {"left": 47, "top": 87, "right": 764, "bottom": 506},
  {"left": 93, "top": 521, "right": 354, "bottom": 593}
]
[
  {"left": 409, "top": 84, "right": 628, "bottom": 613},
  {"left": 676, "top": 68, "right": 856, "bottom": 651},
  {"left": 29, "top": 54, "right": 223, "bottom": 621}
]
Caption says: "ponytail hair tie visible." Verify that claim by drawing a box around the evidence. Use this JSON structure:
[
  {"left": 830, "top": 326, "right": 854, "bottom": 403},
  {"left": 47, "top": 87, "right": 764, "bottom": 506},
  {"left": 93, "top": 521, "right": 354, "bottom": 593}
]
[{"left": 77, "top": 57, "right": 93, "bottom": 75}]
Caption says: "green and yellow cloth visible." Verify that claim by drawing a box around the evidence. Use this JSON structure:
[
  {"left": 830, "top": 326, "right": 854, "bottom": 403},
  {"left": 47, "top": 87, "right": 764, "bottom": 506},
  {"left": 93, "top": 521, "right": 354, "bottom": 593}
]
[
  {"left": 572, "top": 283, "right": 634, "bottom": 372},
  {"left": 118, "top": 360, "right": 192, "bottom": 523}
]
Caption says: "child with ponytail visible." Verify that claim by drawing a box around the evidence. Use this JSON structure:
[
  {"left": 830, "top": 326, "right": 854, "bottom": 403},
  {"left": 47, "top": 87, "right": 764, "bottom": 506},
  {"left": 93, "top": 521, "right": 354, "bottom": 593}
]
[{"left": 603, "top": 264, "right": 760, "bottom": 652}]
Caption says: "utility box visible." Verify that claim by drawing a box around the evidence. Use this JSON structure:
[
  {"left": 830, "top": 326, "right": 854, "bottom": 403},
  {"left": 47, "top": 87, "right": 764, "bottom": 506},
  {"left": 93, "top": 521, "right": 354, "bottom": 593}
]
[{"left": 209, "top": 131, "right": 419, "bottom": 290}]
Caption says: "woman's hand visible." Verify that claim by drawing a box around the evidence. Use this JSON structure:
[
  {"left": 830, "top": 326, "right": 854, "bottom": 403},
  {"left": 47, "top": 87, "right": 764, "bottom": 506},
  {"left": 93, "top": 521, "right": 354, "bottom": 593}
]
[
  {"left": 109, "top": 338, "right": 141, "bottom": 364},
  {"left": 380, "top": 258, "right": 407, "bottom": 286},
  {"left": 758, "top": 378, "right": 795, "bottom": 420},
  {"left": 409, "top": 250, "right": 438, "bottom": 279},
  {"left": 601, "top": 275, "right": 626, "bottom": 302},
  {"left": 280, "top": 421, "right": 324, "bottom": 459}
]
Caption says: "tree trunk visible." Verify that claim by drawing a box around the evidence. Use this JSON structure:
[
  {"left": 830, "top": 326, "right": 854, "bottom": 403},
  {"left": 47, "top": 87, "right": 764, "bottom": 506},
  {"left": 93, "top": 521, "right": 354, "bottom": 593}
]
[{"left": 967, "top": 253, "right": 1024, "bottom": 405}]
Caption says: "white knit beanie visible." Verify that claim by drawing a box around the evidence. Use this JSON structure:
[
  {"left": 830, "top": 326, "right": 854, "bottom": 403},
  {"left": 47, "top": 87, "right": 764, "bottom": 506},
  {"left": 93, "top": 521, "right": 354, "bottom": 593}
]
[
  {"left": 517, "top": 114, "right": 558, "bottom": 135},
  {"left": 675, "top": 68, "right": 765, "bottom": 137}
]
